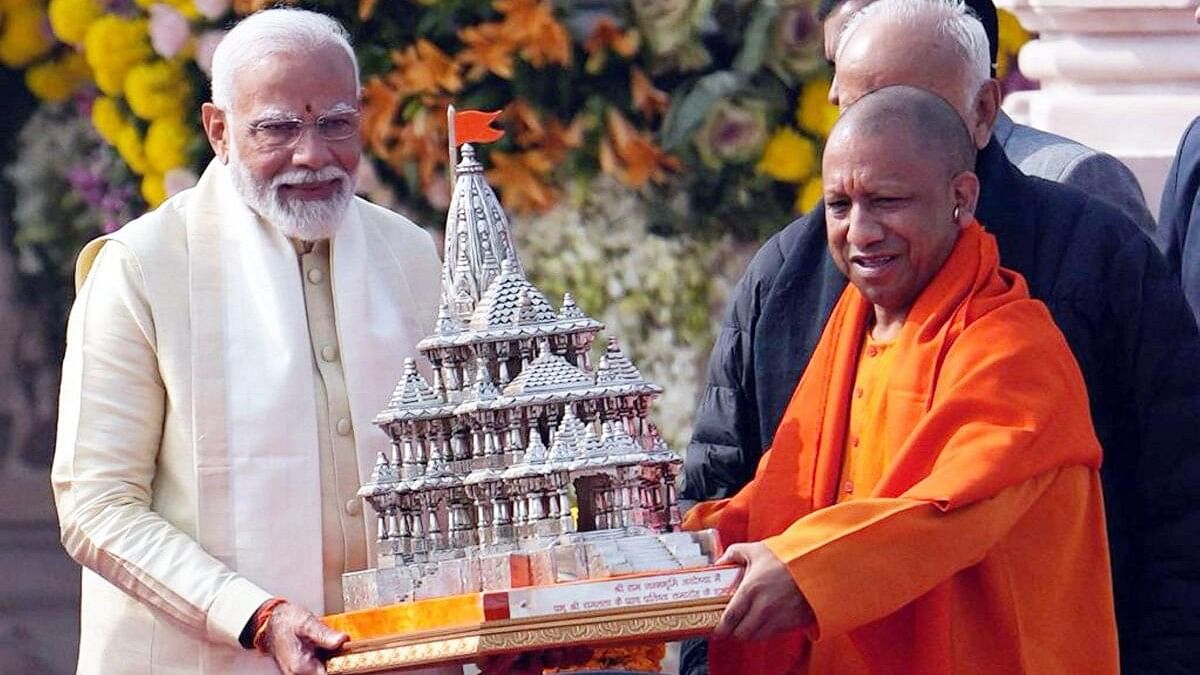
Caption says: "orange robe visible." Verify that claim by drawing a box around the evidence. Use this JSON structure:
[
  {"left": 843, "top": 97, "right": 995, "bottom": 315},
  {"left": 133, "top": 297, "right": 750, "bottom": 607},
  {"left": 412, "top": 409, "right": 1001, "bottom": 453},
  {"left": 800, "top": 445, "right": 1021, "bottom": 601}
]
[{"left": 685, "top": 221, "right": 1119, "bottom": 674}]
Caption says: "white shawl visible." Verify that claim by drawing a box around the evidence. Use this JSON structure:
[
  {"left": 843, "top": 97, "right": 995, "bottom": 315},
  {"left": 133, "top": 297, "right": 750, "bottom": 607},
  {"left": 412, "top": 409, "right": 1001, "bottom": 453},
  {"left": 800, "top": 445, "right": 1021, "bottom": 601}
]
[{"left": 187, "top": 160, "right": 432, "bottom": 669}]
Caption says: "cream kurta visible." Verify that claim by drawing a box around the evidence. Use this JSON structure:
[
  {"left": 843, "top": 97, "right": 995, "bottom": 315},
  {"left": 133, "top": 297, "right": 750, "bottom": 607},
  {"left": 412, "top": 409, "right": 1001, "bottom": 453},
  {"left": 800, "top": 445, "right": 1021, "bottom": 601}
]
[
  {"left": 52, "top": 160, "right": 442, "bottom": 674},
  {"left": 295, "top": 239, "right": 369, "bottom": 612}
]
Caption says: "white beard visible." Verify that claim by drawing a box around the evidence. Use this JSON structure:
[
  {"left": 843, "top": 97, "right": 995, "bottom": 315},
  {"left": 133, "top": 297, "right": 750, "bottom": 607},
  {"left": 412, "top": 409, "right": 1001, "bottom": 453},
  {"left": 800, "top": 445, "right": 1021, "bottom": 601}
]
[{"left": 226, "top": 137, "right": 353, "bottom": 241}]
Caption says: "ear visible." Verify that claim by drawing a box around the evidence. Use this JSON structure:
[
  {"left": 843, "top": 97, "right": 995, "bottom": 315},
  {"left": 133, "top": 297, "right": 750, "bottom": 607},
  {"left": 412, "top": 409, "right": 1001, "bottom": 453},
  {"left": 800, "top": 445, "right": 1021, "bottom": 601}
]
[
  {"left": 969, "top": 80, "right": 1002, "bottom": 149},
  {"left": 950, "top": 170, "right": 981, "bottom": 229},
  {"left": 201, "top": 102, "right": 230, "bottom": 163}
]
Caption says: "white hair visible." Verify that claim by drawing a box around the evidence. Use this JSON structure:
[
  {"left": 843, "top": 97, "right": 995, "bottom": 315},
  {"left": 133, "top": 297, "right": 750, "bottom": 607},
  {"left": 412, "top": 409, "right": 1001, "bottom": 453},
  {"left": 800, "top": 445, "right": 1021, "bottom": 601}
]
[
  {"left": 837, "top": 0, "right": 991, "bottom": 110},
  {"left": 209, "top": 8, "right": 360, "bottom": 110}
]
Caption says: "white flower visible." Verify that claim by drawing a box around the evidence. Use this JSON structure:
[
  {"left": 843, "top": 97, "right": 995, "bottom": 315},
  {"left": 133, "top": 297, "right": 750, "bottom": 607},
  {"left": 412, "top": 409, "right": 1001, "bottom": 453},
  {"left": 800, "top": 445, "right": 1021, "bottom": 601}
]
[
  {"left": 511, "top": 176, "right": 736, "bottom": 449},
  {"left": 148, "top": 4, "right": 190, "bottom": 59},
  {"left": 194, "top": 30, "right": 225, "bottom": 77},
  {"left": 193, "top": 0, "right": 231, "bottom": 21}
]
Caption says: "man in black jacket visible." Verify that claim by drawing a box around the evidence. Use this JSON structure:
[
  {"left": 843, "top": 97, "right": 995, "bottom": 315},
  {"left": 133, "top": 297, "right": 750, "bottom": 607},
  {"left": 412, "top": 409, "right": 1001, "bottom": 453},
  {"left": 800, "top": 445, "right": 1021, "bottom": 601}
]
[
  {"left": 1157, "top": 115, "right": 1200, "bottom": 321},
  {"left": 682, "top": 0, "right": 1200, "bottom": 672}
]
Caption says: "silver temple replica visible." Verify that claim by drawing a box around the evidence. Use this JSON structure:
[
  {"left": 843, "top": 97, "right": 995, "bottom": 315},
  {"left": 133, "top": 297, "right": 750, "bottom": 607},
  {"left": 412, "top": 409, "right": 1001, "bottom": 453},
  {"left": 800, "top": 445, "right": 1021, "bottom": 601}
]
[{"left": 340, "top": 141, "right": 719, "bottom": 611}]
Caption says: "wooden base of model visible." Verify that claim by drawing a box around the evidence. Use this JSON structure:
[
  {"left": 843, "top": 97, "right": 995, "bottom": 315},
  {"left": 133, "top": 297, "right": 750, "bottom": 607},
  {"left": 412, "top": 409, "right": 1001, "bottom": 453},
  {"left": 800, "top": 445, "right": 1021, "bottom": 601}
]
[{"left": 323, "top": 566, "right": 738, "bottom": 673}]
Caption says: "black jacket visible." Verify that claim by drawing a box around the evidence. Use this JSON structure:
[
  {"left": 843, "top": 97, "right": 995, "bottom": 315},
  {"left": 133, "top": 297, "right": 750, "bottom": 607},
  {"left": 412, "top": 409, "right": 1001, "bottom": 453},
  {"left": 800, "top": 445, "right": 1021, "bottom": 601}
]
[
  {"left": 1156, "top": 115, "right": 1200, "bottom": 321},
  {"left": 683, "top": 137, "right": 1200, "bottom": 674}
]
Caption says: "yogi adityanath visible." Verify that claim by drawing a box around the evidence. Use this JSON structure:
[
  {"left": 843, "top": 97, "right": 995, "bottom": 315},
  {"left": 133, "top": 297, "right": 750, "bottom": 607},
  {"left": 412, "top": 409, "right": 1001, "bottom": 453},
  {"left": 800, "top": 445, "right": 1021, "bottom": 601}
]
[{"left": 684, "top": 85, "right": 1119, "bottom": 674}]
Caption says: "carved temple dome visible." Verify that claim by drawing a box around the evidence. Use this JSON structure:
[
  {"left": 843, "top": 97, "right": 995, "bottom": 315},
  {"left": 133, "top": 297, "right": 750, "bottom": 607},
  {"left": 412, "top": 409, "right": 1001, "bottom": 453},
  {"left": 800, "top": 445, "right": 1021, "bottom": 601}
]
[{"left": 468, "top": 258, "right": 558, "bottom": 331}]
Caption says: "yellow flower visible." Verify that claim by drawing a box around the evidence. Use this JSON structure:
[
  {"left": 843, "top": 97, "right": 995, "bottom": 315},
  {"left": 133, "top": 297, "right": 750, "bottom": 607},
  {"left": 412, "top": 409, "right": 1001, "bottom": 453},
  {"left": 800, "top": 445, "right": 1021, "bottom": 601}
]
[
  {"left": 998, "top": 9, "right": 1031, "bottom": 56},
  {"left": 996, "top": 9, "right": 1032, "bottom": 78},
  {"left": 756, "top": 127, "right": 816, "bottom": 183},
  {"left": 144, "top": 117, "right": 192, "bottom": 173},
  {"left": 141, "top": 173, "right": 167, "bottom": 207},
  {"left": 25, "top": 65, "right": 71, "bottom": 104},
  {"left": 92, "top": 95, "right": 130, "bottom": 145},
  {"left": 25, "top": 52, "right": 91, "bottom": 103},
  {"left": 0, "top": 5, "right": 55, "bottom": 68},
  {"left": 49, "top": 0, "right": 104, "bottom": 45},
  {"left": 794, "top": 174, "right": 824, "bottom": 213},
  {"left": 116, "top": 124, "right": 151, "bottom": 175},
  {"left": 796, "top": 76, "right": 838, "bottom": 138},
  {"left": 85, "top": 16, "right": 152, "bottom": 96},
  {"left": 125, "top": 59, "right": 190, "bottom": 121}
]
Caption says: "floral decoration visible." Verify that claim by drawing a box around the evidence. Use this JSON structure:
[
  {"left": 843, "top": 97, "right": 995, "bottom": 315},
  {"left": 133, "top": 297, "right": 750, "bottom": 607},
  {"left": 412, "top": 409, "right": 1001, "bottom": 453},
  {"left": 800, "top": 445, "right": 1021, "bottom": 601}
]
[
  {"left": 0, "top": 0, "right": 1038, "bottom": 442},
  {"left": 1, "top": 2, "right": 1036, "bottom": 669}
]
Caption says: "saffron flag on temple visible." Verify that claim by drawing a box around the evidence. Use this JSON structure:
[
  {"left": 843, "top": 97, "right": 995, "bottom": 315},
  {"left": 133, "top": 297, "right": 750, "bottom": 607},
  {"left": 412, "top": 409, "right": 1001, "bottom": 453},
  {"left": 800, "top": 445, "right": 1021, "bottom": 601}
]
[{"left": 454, "top": 109, "right": 505, "bottom": 146}]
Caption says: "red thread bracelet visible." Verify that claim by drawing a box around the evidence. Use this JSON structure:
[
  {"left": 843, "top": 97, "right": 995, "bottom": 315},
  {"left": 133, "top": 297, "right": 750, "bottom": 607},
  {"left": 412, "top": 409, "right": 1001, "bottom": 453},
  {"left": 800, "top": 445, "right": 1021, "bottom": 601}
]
[{"left": 251, "top": 598, "right": 287, "bottom": 654}]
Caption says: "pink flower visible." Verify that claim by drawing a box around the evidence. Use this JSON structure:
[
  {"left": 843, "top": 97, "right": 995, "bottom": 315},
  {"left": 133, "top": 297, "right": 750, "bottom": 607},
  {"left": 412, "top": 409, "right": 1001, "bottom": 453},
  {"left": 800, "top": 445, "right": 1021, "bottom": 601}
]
[
  {"left": 193, "top": 0, "right": 230, "bottom": 21},
  {"left": 194, "top": 30, "right": 225, "bottom": 77},
  {"left": 149, "top": 4, "right": 190, "bottom": 59},
  {"left": 165, "top": 168, "right": 199, "bottom": 197}
]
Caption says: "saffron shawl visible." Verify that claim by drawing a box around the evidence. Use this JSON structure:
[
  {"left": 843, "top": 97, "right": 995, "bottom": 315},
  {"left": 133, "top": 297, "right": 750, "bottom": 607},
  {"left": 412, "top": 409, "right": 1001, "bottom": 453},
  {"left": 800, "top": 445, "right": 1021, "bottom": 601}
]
[{"left": 686, "top": 221, "right": 1118, "bottom": 674}]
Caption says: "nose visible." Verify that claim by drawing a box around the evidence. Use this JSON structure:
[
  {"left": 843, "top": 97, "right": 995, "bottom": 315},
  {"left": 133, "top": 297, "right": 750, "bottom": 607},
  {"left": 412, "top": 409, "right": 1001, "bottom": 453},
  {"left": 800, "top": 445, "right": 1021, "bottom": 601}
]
[
  {"left": 291, "top": 126, "right": 334, "bottom": 169},
  {"left": 846, "top": 205, "right": 885, "bottom": 249}
]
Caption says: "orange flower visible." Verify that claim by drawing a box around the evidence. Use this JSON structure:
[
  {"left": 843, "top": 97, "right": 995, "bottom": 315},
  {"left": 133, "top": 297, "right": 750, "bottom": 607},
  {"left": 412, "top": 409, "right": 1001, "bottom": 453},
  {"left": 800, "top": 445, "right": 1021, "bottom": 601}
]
[
  {"left": 396, "top": 105, "right": 451, "bottom": 191},
  {"left": 630, "top": 67, "right": 669, "bottom": 122},
  {"left": 486, "top": 149, "right": 558, "bottom": 213},
  {"left": 361, "top": 77, "right": 402, "bottom": 156},
  {"left": 358, "top": 0, "right": 379, "bottom": 20},
  {"left": 388, "top": 39, "right": 462, "bottom": 96},
  {"left": 494, "top": 0, "right": 545, "bottom": 32},
  {"left": 361, "top": 85, "right": 453, "bottom": 199},
  {"left": 496, "top": 0, "right": 572, "bottom": 68},
  {"left": 458, "top": 22, "right": 519, "bottom": 81},
  {"left": 505, "top": 100, "right": 585, "bottom": 164},
  {"left": 506, "top": 99, "right": 547, "bottom": 146},
  {"left": 599, "top": 109, "right": 680, "bottom": 189},
  {"left": 584, "top": 17, "right": 639, "bottom": 58},
  {"left": 551, "top": 641, "right": 666, "bottom": 672},
  {"left": 233, "top": 0, "right": 284, "bottom": 14}
]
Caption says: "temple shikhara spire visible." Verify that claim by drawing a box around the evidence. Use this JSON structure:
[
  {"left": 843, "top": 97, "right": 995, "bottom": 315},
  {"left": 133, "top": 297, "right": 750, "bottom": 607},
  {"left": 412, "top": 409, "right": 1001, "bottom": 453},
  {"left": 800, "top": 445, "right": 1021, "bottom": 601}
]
[
  {"left": 441, "top": 143, "right": 524, "bottom": 321},
  {"left": 342, "top": 112, "right": 715, "bottom": 611}
]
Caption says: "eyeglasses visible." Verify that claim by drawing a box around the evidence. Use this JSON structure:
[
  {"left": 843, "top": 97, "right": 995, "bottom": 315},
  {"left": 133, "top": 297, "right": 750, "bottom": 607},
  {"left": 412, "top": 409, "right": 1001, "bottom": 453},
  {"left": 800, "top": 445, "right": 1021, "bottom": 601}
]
[{"left": 244, "top": 110, "right": 361, "bottom": 149}]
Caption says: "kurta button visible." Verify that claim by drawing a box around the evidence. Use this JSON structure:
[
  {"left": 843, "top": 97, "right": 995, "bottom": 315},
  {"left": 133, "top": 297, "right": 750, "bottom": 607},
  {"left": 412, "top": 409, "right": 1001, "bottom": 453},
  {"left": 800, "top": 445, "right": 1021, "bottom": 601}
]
[
  {"left": 321, "top": 345, "right": 338, "bottom": 362},
  {"left": 852, "top": 436, "right": 860, "bottom": 448},
  {"left": 336, "top": 418, "right": 352, "bottom": 436},
  {"left": 345, "top": 499, "right": 361, "bottom": 517},
  {"left": 307, "top": 268, "right": 324, "bottom": 284},
  {"left": 867, "top": 346, "right": 878, "bottom": 357},
  {"left": 843, "top": 480, "right": 854, "bottom": 494},
  {"left": 854, "top": 387, "right": 864, "bottom": 399}
]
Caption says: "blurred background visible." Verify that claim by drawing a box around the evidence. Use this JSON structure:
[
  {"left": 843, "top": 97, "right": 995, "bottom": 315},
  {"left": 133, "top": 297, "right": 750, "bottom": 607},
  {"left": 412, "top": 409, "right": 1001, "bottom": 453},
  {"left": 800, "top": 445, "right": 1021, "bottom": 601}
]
[{"left": 0, "top": 0, "right": 1040, "bottom": 670}]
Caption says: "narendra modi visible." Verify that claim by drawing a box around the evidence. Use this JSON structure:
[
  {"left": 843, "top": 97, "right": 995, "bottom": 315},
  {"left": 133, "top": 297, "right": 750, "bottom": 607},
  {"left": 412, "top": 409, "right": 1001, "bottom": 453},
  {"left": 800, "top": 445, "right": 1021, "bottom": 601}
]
[{"left": 51, "top": 8, "right": 451, "bottom": 675}]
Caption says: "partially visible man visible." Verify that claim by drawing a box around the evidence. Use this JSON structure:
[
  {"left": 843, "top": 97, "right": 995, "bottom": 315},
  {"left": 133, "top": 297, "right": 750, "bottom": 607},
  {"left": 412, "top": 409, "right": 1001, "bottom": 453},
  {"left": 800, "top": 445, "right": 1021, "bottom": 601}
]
[
  {"left": 1155, "top": 3, "right": 1200, "bottom": 320},
  {"left": 683, "top": 0, "right": 1200, "bottom": 672},
  {"left": 819, "top": 0, "right": 1155, "bottom": 232},
  {"left": 1156, "top": 116, "right": 1200, "bottom": 319},
  {"left": 688, "top": 83, "right": 1118, "bottom": 675},
  {"left": 52, "top": 9, "right": 444, "bottom": 675}
]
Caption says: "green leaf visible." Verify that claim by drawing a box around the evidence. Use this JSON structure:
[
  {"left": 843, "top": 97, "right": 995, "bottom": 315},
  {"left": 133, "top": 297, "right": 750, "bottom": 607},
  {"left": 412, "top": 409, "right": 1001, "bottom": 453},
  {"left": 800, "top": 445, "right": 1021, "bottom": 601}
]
[
  {"left": 660, "top": 71, "right": 747, "bottom": 152},
  {"left": 734, "top": 0, "right": 778, "bottom": 75}
]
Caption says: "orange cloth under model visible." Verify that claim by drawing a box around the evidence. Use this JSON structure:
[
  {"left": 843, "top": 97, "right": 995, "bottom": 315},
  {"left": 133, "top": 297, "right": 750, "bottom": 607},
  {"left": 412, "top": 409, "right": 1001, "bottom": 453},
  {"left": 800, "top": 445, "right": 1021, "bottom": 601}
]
[{"left": 685, "top": 221, "right": 1119, "bottom": 674}]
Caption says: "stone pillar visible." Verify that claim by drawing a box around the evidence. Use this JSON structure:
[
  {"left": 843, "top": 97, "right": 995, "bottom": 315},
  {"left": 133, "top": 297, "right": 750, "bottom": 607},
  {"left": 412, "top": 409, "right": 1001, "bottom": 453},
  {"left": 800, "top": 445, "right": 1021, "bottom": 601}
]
[{"left": 997, "top": 0, "right": 1200, "bottom": 215}]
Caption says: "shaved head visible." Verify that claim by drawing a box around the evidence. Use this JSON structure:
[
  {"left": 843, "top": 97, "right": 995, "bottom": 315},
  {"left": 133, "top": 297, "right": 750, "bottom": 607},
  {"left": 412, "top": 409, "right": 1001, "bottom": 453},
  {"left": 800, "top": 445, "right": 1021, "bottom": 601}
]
[
  {"left": 821, "top": 85, "right": 981, "bottom": 336},
  {"left": 831, "top": 85, "right": 977, "bottom": 179}
]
